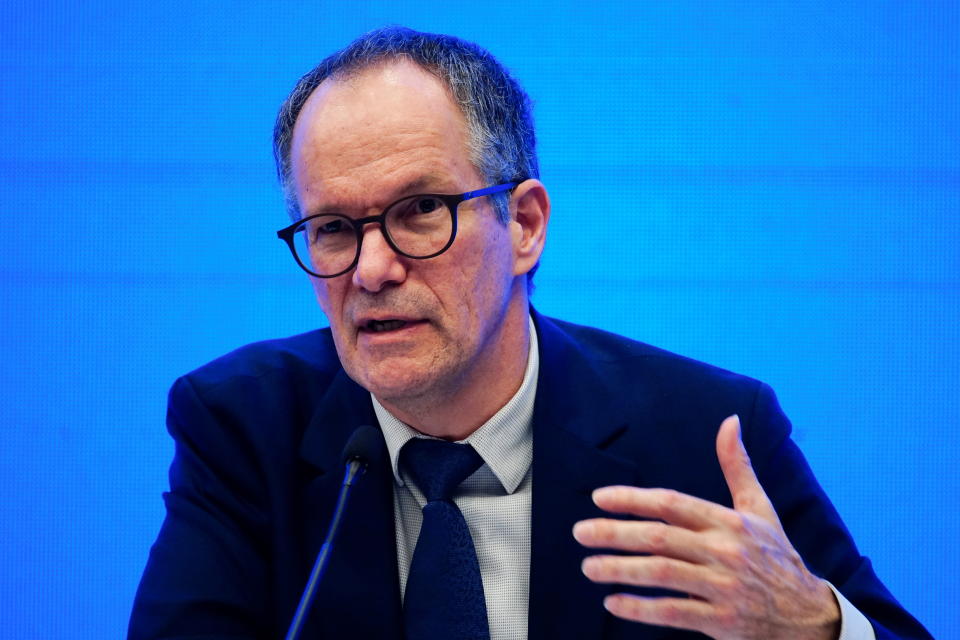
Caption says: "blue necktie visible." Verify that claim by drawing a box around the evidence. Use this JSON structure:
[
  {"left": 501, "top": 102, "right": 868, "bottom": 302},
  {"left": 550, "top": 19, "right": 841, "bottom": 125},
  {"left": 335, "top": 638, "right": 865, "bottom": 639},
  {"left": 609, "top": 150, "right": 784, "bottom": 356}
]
[{"left": 400, "top": 438, "right": 490, "bottom": 640}]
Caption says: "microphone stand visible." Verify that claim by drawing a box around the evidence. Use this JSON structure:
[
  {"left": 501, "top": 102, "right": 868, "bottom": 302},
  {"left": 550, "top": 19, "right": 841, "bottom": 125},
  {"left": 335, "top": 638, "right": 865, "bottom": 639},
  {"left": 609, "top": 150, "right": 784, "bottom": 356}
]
[{"left": 284, "top": 457, "right": 367, "bottom": 640}]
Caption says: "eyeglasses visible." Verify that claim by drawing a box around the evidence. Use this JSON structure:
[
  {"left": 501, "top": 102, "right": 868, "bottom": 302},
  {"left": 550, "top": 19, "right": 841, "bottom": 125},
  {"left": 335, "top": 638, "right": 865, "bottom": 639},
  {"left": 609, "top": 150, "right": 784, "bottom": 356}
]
[{"left": 277, "top": 182, "right": 517, "bottom": 278}]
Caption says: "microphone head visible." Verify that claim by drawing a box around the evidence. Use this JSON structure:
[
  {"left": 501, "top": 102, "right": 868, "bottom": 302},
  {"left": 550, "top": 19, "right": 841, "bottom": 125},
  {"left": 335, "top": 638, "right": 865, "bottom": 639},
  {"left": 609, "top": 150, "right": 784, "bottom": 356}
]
[{"left": 342, "top": 424, "right": 380, "bottom": 466}]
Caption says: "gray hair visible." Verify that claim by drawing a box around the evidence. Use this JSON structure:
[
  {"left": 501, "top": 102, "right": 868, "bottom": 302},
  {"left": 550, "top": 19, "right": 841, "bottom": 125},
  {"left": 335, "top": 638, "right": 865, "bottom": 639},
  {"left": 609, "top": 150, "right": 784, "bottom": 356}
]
[{"left": 273, "top": 26, "right": 539, "bottom": 230}]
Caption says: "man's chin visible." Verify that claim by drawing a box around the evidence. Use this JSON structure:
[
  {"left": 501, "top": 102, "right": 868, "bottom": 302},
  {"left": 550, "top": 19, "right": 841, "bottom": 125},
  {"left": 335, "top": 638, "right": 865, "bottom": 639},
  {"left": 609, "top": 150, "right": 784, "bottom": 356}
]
[{"left": 346, "top": 360, "right": 444, "bottom": 403}]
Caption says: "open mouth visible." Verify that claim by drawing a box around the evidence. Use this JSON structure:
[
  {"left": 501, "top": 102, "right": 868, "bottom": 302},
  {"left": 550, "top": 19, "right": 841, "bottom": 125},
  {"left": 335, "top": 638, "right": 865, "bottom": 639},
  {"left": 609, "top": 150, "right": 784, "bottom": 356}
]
[{"left": 365, "top": 319, "right": 410, "bottom": 333}]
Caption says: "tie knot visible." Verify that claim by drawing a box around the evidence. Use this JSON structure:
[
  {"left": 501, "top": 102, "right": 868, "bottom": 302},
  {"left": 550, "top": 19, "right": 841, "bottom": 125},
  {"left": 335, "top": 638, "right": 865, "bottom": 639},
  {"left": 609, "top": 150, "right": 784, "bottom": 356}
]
[{"left": 400, "top": 438, "right": 484, "bottom": 502}]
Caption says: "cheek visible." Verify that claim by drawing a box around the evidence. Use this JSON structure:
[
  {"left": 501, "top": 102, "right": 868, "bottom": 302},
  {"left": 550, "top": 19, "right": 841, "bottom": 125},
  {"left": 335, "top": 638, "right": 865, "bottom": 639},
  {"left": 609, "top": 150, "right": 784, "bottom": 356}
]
[
  {"left": 455, "top": 228, "right": 514, "bottom": 312},
  {"left": 309, "top": 278, "right": 328, "bottom": 307},
  {"left": 310, "top": 279, "right": 341, "bottom": 324},
  {"left": 476, "top": 226, "right": 515, "bottom": 283}
]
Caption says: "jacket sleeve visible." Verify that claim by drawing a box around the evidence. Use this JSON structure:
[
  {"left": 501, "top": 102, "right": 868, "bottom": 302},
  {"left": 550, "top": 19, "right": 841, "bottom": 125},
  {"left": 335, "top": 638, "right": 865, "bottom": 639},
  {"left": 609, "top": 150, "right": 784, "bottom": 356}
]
[
  {"left": 745, "top": 383, "right": 933, "bottom": 640},
  {"left": 128, "top": 375, "right": 272, "bottom": 640}
]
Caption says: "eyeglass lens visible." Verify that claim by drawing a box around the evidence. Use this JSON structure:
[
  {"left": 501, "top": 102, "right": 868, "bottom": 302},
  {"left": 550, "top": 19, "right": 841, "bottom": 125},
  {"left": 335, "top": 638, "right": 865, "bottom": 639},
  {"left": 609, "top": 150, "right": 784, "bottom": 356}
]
[{"left": 290, "top": 195, "right": 455, "bottom": 276}]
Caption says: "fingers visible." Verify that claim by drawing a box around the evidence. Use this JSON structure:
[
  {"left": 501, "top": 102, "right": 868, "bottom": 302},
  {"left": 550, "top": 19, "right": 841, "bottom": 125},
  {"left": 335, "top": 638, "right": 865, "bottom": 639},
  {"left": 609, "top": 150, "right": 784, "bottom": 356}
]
[
  {"left": 573, "top": 519, "right": 714, "bottom": 565},
  {"left": 590, "top": 485, "right": 740, "bottom": 531},
  {"left": 569, "top": 416, "right": 818, "bottom": 637},
  {"left": 602, "top": 594, "right": 716, "bottom": 635},
  {"left": 715, "top": 414, "right": 779, "bottom": 524},
  {"left": 581, "top": 555, "right": 729, "bottom": 600}
]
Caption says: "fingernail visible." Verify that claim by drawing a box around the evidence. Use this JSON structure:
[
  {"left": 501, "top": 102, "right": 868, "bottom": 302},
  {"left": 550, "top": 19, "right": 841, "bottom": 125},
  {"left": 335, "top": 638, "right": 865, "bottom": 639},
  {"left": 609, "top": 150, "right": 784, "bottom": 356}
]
[
  {"left": 592, "top": 487, "right": 613, "bottom": 504},
  {"left": 581, "top": 557, "right": 596, "bottom": 575},
  {"left": 603, "top": 595, "right": 619, "bottom": 613},
  {"left": 724, "top": 414, "right": 742, "bottom": 439},
  {"left": 572, "top": 521, "right": 593, "bottom": 541}
]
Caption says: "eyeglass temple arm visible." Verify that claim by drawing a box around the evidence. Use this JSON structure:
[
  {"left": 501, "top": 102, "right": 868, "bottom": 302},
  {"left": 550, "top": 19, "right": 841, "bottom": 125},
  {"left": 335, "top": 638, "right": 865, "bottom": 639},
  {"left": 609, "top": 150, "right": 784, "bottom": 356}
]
[{"left": 461, "top": 182, "right": 519, "bottom": 201}]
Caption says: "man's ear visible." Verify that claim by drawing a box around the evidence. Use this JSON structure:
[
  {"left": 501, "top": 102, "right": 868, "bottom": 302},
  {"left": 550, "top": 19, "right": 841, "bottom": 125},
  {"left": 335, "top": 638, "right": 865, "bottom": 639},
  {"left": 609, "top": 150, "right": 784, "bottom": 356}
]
[{"left": 509, "top": 179, "right": 550, "bottom": 277}]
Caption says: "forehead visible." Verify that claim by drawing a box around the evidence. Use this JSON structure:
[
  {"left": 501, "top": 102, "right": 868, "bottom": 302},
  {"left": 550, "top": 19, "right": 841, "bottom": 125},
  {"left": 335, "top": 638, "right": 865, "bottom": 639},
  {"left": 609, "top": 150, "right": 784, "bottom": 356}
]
[{"left": 289, "top": 60, "right": 477, "bottom": 210}]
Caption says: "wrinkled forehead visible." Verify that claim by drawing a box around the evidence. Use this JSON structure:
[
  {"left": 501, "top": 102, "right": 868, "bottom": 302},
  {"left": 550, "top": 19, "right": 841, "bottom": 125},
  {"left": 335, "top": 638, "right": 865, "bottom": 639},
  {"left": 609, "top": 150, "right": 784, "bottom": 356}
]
[{"left": 289, "top": 59, "right": 478, "bottom": 209}]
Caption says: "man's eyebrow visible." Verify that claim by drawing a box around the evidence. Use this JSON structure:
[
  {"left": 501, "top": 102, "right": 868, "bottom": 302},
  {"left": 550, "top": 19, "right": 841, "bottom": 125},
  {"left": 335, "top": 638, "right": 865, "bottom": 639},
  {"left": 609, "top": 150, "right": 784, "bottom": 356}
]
[
  {"left": 393, "top": 175, "right": 452, "bottom": 196},
  {"left": 307, "top": 175, "right": 454, "bottom": 216}
]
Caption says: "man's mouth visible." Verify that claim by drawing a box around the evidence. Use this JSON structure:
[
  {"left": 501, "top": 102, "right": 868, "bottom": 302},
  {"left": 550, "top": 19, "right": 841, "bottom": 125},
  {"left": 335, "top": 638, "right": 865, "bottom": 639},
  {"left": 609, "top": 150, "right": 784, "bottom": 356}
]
[{"left": 365, "top": 319, "right": 410, "bottom": 333}]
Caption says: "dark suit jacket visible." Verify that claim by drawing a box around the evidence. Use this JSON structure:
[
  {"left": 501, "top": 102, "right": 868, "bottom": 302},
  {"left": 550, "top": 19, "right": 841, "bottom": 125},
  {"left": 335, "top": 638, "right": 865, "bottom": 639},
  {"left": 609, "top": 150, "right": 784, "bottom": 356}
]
[{"left": 129, "top": 312, "right": 930, "bottom": 639}]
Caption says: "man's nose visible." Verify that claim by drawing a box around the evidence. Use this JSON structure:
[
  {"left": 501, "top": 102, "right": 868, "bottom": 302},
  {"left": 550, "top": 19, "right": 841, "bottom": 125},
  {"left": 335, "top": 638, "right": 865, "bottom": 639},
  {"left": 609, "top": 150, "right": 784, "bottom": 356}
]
[{"left": 352, "top": 224, "right": 407, "bottom": 292}]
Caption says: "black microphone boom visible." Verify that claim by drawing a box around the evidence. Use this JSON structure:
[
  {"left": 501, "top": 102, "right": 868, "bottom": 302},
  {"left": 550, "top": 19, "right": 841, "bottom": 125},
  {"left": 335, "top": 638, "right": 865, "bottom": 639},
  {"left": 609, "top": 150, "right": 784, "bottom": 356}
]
[{"left": 284, "top": 425, "right": 380, "bottom": 640}]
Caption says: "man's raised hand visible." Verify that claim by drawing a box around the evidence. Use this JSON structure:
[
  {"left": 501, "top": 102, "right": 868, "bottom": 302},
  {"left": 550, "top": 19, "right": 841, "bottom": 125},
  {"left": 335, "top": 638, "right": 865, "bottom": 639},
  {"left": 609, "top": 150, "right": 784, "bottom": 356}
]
[{"left": 572, "top": 415, "right": 841, "bottom": 640}]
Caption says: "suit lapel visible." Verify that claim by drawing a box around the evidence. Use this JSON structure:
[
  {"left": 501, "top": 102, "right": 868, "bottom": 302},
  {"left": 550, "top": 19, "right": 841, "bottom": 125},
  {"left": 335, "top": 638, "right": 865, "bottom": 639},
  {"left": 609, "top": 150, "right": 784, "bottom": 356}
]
[
  {"left": 529, "top": 313, "right": 685, "bottom": 640},
  {"left": 527, "top": 313, "right": 630, "bottom": 640},
  {"left": 296, "top": 369, "right": 404, "bottom": 639}
]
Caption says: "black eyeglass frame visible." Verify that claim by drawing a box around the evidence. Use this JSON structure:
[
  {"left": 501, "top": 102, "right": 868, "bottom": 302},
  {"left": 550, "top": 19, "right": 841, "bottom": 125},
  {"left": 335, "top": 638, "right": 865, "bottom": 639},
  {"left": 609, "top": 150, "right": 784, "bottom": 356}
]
[{"left": 276, "top": 182, "right": 519, "bottom": 278}]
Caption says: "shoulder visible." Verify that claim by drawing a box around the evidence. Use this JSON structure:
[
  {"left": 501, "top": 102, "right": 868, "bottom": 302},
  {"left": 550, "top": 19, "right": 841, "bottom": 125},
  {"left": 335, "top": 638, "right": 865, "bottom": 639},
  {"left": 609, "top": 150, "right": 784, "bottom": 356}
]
[
  {"left": 162, "top": 328, "right": 352, "bottom": 475},
  {"left": 166, "top": 328, "right": 346, "bottom": 429},
  {"left": 536, "top": 313, "right": 766, "bottom": 400},
  {"left": 534, "top": 313, "right": 794, "bottom": 504},
  {"left": 178, "top": 328, "right": 340, "bottom": 393}
]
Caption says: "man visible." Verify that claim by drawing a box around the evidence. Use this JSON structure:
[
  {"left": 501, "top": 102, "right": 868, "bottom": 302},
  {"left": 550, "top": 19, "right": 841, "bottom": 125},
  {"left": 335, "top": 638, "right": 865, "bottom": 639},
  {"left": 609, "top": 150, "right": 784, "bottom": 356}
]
[{"left": 129, "top": 27, "right": 931, "bottom": 640}]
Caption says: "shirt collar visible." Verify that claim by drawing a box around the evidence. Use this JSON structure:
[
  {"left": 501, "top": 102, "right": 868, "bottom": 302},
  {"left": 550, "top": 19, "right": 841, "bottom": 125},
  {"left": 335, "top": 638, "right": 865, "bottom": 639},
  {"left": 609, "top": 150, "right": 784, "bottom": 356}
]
[{"left": 373, "top": 315, "right": 538, "bottom": 494}]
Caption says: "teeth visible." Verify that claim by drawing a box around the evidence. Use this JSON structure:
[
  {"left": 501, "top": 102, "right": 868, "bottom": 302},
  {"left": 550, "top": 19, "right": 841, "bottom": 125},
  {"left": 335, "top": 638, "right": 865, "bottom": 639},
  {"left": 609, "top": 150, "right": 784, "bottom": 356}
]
[{"left": 367, "top": 319, "right": 408, "bottom": 332}]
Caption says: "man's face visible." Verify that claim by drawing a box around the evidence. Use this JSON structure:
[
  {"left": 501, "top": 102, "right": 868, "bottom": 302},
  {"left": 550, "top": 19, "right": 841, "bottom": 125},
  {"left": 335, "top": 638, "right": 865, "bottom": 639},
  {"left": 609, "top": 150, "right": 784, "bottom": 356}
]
[{"left": 289, "top": 60, "right": 525, "bottom": 407}]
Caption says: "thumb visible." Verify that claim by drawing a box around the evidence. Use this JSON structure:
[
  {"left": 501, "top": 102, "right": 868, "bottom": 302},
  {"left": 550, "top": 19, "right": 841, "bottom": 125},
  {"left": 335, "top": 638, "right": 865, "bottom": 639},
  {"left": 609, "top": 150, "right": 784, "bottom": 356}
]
[{"left": 716, "top": 415, "right": 780, "bottom": 524}]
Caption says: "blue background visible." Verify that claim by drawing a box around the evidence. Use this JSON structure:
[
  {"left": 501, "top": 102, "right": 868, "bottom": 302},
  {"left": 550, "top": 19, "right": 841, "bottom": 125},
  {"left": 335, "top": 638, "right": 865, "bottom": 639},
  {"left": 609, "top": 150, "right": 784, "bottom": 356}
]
[{"left": 1, "top": 1, "right": 957, "bottom": 638}]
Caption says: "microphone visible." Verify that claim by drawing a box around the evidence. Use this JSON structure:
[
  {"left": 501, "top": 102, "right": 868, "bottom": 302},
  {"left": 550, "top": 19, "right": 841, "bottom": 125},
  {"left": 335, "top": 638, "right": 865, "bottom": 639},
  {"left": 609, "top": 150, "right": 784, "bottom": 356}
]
[{"left": 284, "top": 425, "right": 380, "bottom": 640}]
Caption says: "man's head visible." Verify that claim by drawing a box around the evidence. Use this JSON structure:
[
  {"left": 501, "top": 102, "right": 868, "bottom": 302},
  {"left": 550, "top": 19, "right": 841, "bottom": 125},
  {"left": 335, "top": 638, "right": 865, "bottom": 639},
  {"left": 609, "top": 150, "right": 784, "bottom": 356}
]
[
  {"left": 274, "top": 26, "right": 538, "bottom": 232},
  {"left": 275, "top": 28, "right": 550, "bottom": 435}
]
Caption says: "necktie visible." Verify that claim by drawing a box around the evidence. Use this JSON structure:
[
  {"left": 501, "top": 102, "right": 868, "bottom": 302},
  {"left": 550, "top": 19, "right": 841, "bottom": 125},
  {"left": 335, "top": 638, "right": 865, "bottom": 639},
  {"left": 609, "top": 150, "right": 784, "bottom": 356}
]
[{"left": 400, "top": 438, "right": 490, "bottom": 640}]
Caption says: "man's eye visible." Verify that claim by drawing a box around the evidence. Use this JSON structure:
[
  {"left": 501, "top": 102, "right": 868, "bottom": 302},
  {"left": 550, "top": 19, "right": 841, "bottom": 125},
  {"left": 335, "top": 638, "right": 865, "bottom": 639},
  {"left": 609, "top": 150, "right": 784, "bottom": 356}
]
[
  {"left": 315, "top": 219, "right": 347, "bottom": 236},
  {"left": 415, "top": 197, "right": 441, "bottom": 214},
  {"left": 395, "top": 197, "right": 445, "bottom": 220}
]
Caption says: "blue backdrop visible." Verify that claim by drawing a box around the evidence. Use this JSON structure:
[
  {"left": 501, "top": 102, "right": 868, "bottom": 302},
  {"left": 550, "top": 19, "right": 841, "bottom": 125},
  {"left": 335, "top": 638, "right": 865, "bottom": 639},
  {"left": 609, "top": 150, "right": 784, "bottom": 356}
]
[{"left": 1, "top": 2, "right": 957, "bottom": 638}]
